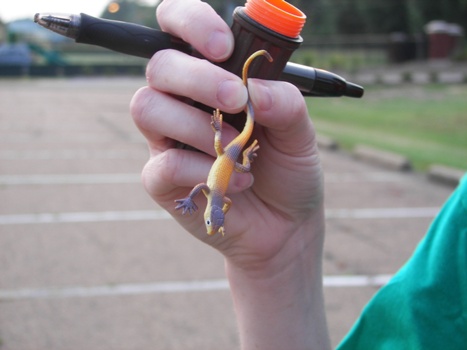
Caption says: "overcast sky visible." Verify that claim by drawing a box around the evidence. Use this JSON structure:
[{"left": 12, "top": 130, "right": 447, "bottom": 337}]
[{"left": 1, "top": 0, "right": 158, "bottom": 22}]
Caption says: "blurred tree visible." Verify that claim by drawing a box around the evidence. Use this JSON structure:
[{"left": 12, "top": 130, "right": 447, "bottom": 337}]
[
  {"left": 357, "top": 0, "right": 410, "bottom": 34},
  {"left": 414, "top": 0, "right": 467, "bottom": 32},
  {"left": 405, "top": 0, "right": 424, "bottom": 34},
  {"left": 259, "top": 0, "right": 466, "bottom": 36},
  {"left": 304, "top": 0, "right": 336, "bottom": 36},
  {"left": 101, "top": 0, "right": 466, "bottom": 38},
  {"left": 336, "top": 1, "right": 366, "bottom": 34},
  {"left": 0, "top": 19, "right": 6, "bottom": 43}
]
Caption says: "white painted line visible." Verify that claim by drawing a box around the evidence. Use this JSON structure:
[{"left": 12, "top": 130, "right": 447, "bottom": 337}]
[
  {"left": 0, "top": 207, "right": 439, "bottom": 225},
  {"left": 0, "top": 280, "right": 230, "bottom": 301},
  {"left": 0, "top": 173, "right": 141, "bottom": 186},
  {"left": 0, "top": 275, "right": 393, "bottom": 301},
  {"left": 324, "top": 274, "right": 393, "bottom": 287},
  {"left": 0, "top": 210, "right": 171, "bottom": 225}
]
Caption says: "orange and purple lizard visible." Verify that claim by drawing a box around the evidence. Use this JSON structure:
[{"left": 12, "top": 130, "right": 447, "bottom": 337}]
[{"left": 175, "top": 50, "right": 273, "bottom": 236}]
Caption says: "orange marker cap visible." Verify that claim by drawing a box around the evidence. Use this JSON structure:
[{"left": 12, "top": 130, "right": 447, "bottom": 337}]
[{"left": 244, "top": 0, "right": 306, "bottom": 38}]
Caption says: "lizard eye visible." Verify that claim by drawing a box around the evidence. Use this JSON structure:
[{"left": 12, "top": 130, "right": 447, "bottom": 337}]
[{"left": 206, "top": 218, "right": 211, "bottom": 226}]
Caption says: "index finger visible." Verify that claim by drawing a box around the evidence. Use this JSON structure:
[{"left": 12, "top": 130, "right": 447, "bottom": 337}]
[{"left": 156, "top": 0, "right": 234, "bottom": 61}]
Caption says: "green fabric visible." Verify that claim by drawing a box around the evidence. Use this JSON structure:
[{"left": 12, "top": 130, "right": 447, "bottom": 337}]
[{"left": 337, "top": 174, "right": 467, "bottom": 350}]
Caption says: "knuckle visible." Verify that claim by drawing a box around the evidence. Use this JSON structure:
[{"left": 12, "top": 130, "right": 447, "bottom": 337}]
[
  {"left": 278, "top": 83, "right": 308, "bottom": 129},
  {"left": 146, "top": 50, "right": 206, "bottom": 98},
  {"left": 129, "top": 87, "right": 147, "bottom": 119},
  {"left": 158, "top": 149, "right": 182, "bottom": 184},
  {"left": 142, "top": 149, "right": 181, "bottom": 197},
  {"left": 130, "top": 87, "right": 156, "bottom": 131},
  {"left": 284, "top": 82, "right": 307, "bottom": 116},
  {"left": 184, "top": 1, "right": 214, "bottom": 28},
  {"left": 157, "top": 0, "right": 215, "bottom": 37},
  {"left": 145, "top": 50, "right": 171, "bottom": 88},
  {"left": 155, "top": 0, "right": 178, "bottom": 29}
]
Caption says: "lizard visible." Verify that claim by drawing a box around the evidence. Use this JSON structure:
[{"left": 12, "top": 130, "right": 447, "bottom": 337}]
[{"left": 174, "top": 49, "right": 273, "bottom": 236}]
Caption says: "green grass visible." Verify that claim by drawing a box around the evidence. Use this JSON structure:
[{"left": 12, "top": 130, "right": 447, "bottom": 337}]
[
  {"left": 307, "top": 84, "right": 467, "bottom": 171},
  {"left": 291, "top": 48, "right": 388, "bottom": 72}
]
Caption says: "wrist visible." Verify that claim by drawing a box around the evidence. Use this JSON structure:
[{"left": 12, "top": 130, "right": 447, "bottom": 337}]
[
  {"left": 225, "top": 208, "right": 325, "bottom": 294},
  {"left": 224, "top": 207, "right": 330, "bottom": 349}
]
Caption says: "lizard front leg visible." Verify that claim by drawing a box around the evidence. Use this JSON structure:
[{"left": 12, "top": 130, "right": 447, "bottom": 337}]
[
  {"left": 216, "top": 197, "right": 231, "bottom": 236},
  {"left": 175, "top": 183, "right": 210, "bottom": 215},
  {"left": 235, "top": 139, "right": 259, "bottom": 173},
  {"left": 211, "top": 109, "right": 224, "bottom": 157},
  {"left": 222, "top": 196, "right": 232, "bottom": 214}
]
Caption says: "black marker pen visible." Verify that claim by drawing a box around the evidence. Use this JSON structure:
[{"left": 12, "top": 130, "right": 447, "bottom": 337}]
[{"left": 34, "top": 10, "right": 363, "bottom": 99}]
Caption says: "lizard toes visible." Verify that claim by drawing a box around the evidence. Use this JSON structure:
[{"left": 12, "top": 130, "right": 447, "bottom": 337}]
[
  {"left": 245, "top": 145, "right": 259, "bottom": 162},
  {"left": 175, "top": 198, "right": 198, "bottom": 215},
  {"left": 211, "top": 109, "right": 223, "bottom": 131}
]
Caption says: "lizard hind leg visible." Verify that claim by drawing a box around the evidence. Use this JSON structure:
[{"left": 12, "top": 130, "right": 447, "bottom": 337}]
[
  {"left": 244, "top": 139, "right": 260, "bottom": 161},
  {"left": 211, "top": 109, "right": 224, "bottom": 156},
  {"left": 235, "top": 139, "right": 260, "bottom": 173}
]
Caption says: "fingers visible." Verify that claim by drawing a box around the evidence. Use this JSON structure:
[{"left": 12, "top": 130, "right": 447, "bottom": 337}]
[
  {"left": 130, "top": 86, "right": 254, "bottom": 207},
  {"left": 130, "top": 86, "right": 241, "bottom": 156},
  {"left": 146, "top": 50, "right": 247, "bottom": 113},
  {"left": 153, "top": 0, "right": 247, "bottom": 112},
  {"left": 156, "top": 0, "right": 234, "bottom": 61},
  {"left": 131, "top": 86, "right": 212, "bottom": 155}
]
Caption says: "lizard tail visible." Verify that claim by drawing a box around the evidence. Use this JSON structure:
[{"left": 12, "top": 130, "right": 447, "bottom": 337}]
[
  {"left": 242, "top": 50, "right": 273, "bottom": 86},
  {"left": 232, "top": 50, "right": 273, "bottom": 148}
]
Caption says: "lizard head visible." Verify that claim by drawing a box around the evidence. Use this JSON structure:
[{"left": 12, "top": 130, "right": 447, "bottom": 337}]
[{"left": 204, "top": 205, "right": 225, "bottom": 236}]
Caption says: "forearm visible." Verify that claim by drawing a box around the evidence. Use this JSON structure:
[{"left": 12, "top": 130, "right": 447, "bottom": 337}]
[{"left": 225, "top": 209, "right": 330, "bottom": 350}]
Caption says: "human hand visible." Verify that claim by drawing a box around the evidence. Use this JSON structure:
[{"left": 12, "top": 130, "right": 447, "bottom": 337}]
[
  {"left": 130, "top": 1, "right": 329, "bottom": 348},
  {"left": 130, "top": 0, "right": 324, "bottom": 273}
]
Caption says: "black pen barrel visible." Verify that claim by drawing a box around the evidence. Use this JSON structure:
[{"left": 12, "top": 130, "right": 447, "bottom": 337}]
[
  {"left": 34, "top": 13, "right": 363, "bottom": 98},
  {"left": 76, "top": 13, "right": 191, "bottom": 58}
]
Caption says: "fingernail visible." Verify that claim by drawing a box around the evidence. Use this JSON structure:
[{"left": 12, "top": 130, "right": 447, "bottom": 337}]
[
  {"left": 231, "top": 173, "right": 254, "bottom": 193},
  {"left": 217, "top": 80, "right": 248, "bottom": 110},
  {"left": 248, "top": 80, "right": 273, "bottom": 111},
  {"left": 205, "top": 30, "right": 233, "bottom": 60}
]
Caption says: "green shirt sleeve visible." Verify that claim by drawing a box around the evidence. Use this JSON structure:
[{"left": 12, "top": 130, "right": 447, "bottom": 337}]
[{"left": 337, "top": 174, "right": 467, "bottom": 350}]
